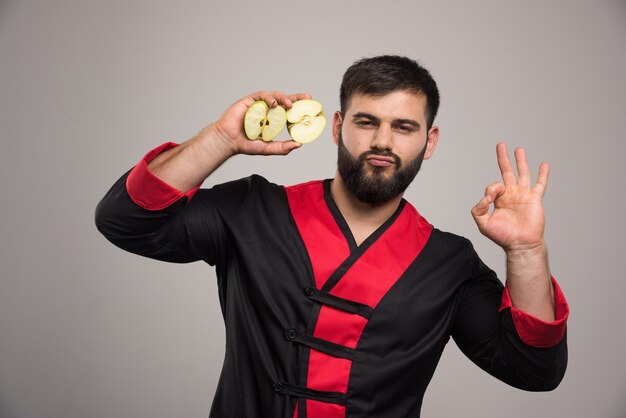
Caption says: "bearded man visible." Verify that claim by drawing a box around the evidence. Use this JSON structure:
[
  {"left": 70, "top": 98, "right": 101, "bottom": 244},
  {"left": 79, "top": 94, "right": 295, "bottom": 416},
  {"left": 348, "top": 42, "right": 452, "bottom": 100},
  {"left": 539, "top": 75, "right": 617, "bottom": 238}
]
[{"left": 95, "top": 55, "right": 568, "bottom": 418}]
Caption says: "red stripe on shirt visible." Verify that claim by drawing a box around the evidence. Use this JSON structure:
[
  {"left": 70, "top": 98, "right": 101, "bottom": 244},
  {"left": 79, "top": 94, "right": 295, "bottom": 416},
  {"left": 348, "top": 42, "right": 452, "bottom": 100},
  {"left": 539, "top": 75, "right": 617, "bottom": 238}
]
[{"left": 286, "top": 181, "right": 432, "bottom": 418}]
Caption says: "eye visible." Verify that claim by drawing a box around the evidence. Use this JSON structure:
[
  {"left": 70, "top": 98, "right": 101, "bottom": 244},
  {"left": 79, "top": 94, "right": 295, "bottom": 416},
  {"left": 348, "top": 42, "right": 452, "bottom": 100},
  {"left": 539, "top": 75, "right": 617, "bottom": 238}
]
[
  {"left": 395, "top": 125, "right": 415, "bottom": 134},
  {"left": 356, "top": 120, "right": 375, "bottom": 128}
]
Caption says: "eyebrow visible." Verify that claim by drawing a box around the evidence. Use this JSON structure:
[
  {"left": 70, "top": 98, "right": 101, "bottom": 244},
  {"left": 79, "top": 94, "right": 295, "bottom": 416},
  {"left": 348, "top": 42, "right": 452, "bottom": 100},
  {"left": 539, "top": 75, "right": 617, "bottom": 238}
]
[{"left": 351, "top": 112, "right": 421, "bottom": 130}]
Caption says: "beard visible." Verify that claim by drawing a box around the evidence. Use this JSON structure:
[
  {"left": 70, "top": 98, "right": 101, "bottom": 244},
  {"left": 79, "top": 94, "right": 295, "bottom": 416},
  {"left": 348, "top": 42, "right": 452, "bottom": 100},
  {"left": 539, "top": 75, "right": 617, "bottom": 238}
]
[{"left": 337, "top": 133, "right": 426, "bottom": 205}]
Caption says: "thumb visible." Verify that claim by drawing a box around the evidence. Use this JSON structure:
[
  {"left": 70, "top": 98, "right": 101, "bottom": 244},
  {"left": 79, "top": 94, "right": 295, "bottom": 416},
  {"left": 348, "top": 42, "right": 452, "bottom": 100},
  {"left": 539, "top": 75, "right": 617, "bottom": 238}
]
[
  {"left": 260, "top": 140, "right": 302, "bottom": 156},
  {"left": 471, "top": 194, "right": 492, "bottom": 231}
]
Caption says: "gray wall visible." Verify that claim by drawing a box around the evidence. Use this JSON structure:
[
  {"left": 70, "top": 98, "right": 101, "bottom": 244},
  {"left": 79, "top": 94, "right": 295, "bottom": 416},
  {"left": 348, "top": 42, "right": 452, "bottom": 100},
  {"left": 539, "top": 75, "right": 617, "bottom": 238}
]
[{"left": 1, "top": 0, "right": 625, "bottom": 417}]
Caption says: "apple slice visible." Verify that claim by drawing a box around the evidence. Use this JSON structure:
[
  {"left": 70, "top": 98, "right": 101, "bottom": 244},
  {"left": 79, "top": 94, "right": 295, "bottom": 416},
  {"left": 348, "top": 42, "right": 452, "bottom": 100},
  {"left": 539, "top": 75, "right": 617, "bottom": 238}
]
[
  {"left": 287, "top": 99, "right": 326, "bottom": 144},
  {"left": 243, "top": 101, "right": 287, "bottom": 142}
]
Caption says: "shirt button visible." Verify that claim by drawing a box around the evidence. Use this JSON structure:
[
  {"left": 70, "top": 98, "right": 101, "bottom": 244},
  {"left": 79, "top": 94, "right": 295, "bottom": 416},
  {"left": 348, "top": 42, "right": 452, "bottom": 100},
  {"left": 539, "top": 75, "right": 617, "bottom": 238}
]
[
  {"left": 304, "top": 287, "right": 314, "bottom": 296},
  {"left": 286, "top": 329, "right": 297, "bottom": 340},
  {"left": 273, "top": 382, "right": 283, "bottom": 392}
]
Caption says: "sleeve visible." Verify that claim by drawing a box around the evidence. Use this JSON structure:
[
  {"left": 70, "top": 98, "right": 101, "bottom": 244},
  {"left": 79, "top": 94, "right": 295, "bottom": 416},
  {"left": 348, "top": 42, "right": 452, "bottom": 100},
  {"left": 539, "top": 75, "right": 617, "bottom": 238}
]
[
  {"left": 498, "top": 276, "right": 569, "bottom": 348},
  {"left": 451, "top": 244, "right": 569, "bottom": 391},
  {"left": 94, "top": 142, "right": 227, "bottom": 265},
  {"left": 125, "top": 142, "right": 202, "bottom": 210}
]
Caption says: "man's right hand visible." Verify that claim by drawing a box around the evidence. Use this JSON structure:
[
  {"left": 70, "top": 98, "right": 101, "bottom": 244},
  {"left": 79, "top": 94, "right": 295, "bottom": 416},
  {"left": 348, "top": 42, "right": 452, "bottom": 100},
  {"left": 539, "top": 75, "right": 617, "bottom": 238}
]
[
  {"left": 212, "top": 91, "right": 313, "bottom": 157},
  {"left": 146, "top": 91, "right": 312, "bottom": 193}
]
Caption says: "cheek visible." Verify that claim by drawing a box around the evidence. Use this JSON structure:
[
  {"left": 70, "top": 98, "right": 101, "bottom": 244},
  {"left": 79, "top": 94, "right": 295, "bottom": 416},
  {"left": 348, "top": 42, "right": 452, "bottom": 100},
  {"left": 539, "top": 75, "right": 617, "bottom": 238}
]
[
  {"left": 396, "top": 138, "right": 427, "bottom": 163},
  {"left": 339, "top": 130, "right": 362, "bottom": 154},
  {"left": 345, "top": 128, "right": 375, "bottom": 151}
]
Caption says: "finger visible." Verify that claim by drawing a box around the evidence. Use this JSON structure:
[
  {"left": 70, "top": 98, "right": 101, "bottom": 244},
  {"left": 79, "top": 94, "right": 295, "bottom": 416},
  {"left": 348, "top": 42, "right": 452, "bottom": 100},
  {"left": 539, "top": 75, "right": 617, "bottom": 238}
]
[
  {"left": 264, "top": 91, "right": 291, "bottom": 108},
  {"left": 471, "top": 194, "right": 491, "bottom": 216},
  {"left": 237, "top": 93, "right": 261, "bottom": 109},
  {"left": 533, "top": 161, "right": 550, "bottom": 197},
  {"left": 247, "top": 91, "right": 291, "bottom": 108},
  {"left": 514, "top": 147, "right": 531, "bottom": 188},
  {"left": 496, "top": 142, "right": 516, "bottom": 187},
  {"left": 288, "top": 93, "right": 313, "bottom": 103},
  {"left": 484, "top": 181, "right": 506, "bottom": 203},
  {"left": 269, "top": 91, "right": 294, "bottom": 108}
]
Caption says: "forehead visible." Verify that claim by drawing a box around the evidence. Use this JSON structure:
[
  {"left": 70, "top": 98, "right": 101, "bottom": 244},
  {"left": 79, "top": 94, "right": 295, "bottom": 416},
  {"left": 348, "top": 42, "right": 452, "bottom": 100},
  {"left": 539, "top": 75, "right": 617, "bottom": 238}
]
[{"left": 345, "top": 90, "right": 428, "bottom": 122}]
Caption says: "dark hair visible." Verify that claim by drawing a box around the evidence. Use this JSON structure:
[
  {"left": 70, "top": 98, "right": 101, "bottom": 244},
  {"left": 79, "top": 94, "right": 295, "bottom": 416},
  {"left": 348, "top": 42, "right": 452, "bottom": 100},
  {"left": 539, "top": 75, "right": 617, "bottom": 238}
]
[{"left": 340, "top": 55, "right": 440, "bottom": 130}]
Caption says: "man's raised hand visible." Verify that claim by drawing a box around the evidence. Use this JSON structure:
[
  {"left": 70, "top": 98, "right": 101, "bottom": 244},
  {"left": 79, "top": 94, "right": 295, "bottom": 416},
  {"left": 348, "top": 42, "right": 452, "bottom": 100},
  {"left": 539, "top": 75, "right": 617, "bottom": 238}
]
[
  {"left": 212, "top": 91, "right": 312, "bottom": 157},
  {"left": 471, "top": 143, "right": 550, "bottom": 252}
]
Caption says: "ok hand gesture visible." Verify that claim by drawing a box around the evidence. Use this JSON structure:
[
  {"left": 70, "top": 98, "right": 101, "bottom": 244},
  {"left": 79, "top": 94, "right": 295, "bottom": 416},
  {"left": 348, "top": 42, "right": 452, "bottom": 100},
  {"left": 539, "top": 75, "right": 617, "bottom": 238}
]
[{"left": 471, "top": 143, "right": 550, "bottom": 252}]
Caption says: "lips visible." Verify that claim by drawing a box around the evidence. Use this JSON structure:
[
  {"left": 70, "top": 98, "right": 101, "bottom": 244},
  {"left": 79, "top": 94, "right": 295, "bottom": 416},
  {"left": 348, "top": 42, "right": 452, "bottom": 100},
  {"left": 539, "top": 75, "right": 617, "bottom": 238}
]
[{"left": 365, "top": 154, "right": 397, "bottom": 168}]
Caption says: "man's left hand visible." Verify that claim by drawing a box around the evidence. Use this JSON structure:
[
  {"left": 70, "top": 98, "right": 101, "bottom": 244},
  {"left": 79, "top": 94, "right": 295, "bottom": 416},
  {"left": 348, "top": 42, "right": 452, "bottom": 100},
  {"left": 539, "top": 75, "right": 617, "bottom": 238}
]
[{"left": 471, "top": 142, "right": 549, "bottom": 252}]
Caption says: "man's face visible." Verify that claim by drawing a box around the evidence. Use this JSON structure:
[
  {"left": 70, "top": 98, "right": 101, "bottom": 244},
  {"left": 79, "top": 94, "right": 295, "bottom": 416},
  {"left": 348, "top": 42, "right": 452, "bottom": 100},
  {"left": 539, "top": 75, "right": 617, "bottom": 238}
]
[{"left": 333, "top": 91, "right": 439, "bottom": 204}]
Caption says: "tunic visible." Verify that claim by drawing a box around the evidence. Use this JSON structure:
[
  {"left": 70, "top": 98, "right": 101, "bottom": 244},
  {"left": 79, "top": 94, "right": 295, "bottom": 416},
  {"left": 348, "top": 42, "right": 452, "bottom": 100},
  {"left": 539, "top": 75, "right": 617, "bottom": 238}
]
[{"left": 95, "top": 142, "right": 569, "bottom": 418}]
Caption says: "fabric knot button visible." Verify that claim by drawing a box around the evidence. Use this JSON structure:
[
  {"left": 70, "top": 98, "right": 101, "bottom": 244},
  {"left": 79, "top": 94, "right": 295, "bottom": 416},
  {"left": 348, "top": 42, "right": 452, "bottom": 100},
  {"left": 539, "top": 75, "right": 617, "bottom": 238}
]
[
  {"left": 273, "top": 382, "right": 283, "bottom": 392},
  {"left": 304, "top": 287, "right": 314, "bottom": 296},
  {"left": 286, "top": 329, "right": 297, "bottom": 340}
]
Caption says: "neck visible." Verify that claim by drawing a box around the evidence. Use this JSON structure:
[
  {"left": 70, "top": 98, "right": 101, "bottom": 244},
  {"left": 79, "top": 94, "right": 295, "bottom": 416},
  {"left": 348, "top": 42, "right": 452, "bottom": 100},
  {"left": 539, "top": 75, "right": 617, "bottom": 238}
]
[{"left": 330, "top": 172, "right": 404, "bottom": 242}]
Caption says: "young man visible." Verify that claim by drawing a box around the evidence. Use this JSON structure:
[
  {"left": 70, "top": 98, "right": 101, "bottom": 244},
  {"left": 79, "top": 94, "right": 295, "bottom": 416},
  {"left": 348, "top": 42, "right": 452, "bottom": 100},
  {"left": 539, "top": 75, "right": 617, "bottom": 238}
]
[{"left": 95, "top": 55, "right": 568, "bottom": 418}]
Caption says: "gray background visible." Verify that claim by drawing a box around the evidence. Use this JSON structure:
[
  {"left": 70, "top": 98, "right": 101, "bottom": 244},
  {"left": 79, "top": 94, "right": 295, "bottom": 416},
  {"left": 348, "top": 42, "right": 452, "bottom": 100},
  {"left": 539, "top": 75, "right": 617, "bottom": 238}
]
[{"left": 1, "top": 0, "right": 625, "bottom": 417}]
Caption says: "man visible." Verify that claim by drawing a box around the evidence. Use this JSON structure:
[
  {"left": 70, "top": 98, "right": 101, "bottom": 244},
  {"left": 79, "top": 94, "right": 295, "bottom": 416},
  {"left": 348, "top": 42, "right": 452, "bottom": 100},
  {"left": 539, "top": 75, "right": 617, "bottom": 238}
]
[{"left": 95, "top": 55, "right": 568, "bottom": 418}]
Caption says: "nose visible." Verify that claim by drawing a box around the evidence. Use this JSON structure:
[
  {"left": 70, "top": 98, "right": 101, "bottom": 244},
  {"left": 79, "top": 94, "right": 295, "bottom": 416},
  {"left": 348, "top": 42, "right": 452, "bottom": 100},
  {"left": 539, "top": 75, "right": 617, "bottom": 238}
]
[{"left": 370, "top": 123, "right": 393, "bottom": 152}]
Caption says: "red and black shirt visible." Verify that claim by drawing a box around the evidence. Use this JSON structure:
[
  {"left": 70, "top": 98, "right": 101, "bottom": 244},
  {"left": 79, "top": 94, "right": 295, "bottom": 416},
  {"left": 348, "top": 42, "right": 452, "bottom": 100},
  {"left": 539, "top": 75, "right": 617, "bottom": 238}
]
[{"left": 95, "top": 142, "right": 569, "bottom": 418}]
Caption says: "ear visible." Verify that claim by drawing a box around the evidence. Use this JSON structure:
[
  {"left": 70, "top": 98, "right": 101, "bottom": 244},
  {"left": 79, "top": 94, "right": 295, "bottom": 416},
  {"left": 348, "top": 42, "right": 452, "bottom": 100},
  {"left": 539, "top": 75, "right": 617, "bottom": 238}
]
[
  {"left": 332, "top": 111, "right": 342, "bottom": 146},
  {"left": 423, "top": 125, "right": 439, "bottom": 160}
]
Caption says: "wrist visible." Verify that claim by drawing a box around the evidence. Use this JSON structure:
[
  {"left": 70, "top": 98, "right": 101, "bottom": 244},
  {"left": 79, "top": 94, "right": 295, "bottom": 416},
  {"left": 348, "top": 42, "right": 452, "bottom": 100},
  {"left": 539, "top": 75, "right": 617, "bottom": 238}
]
[
  {"left": 196, "top": 122, "right": 238, "bottom": 162},
  {"left": 505, "top": 241, "right": 550, "bottom": 282},
  {"left": 504, "top": 240, "right": 554, "bottom": 321},
  {"left": 504, "top": 240, "right": 547, "bottom": 258}
]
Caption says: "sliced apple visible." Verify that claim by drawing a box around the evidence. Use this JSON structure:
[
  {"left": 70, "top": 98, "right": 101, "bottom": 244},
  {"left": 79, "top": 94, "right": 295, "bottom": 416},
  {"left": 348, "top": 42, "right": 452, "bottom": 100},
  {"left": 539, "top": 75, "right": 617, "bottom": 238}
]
[
  {"left": 243, "top": 100, "right": 287, "bottom": 142},
  {"left": 287, "top": 99, "right": 326, "bottom": 144}
]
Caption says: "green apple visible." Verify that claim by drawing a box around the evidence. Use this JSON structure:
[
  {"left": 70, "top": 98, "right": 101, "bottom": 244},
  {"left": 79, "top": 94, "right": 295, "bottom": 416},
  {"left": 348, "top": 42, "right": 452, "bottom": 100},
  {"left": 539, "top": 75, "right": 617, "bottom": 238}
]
[
  {"left": 243, "top": 101, "right": 287, "bottom": 142},
  {"left": 286, "top": 99, "right": 326, "bottom": 144}
]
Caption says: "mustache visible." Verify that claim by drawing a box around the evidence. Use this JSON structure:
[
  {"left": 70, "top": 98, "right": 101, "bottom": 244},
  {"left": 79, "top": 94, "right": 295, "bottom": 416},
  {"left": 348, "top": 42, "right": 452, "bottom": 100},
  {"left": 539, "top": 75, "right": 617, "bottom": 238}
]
[{"left": 358, "top": 150, "right": 401, "bottom": 169}]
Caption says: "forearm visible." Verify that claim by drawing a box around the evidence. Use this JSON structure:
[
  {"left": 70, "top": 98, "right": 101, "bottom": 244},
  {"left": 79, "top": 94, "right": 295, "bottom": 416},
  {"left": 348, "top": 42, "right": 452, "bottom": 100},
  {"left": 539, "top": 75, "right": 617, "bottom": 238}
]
[
  {"left": 505, "top": 241, "right": 555, "bottom": 322},
  {"left": 147, "top": 123, "right": 235, "bottom": 192}
]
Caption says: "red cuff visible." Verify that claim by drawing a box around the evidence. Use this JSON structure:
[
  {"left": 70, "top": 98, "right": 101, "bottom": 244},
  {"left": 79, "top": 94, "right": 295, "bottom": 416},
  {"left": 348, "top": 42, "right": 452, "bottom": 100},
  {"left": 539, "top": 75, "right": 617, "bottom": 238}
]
[
  {"left": 498, "top": 276, "right": 569, "bottom": 348},
  {"left": 126, "top": 142, "right": 202, "bottom": 211}
]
